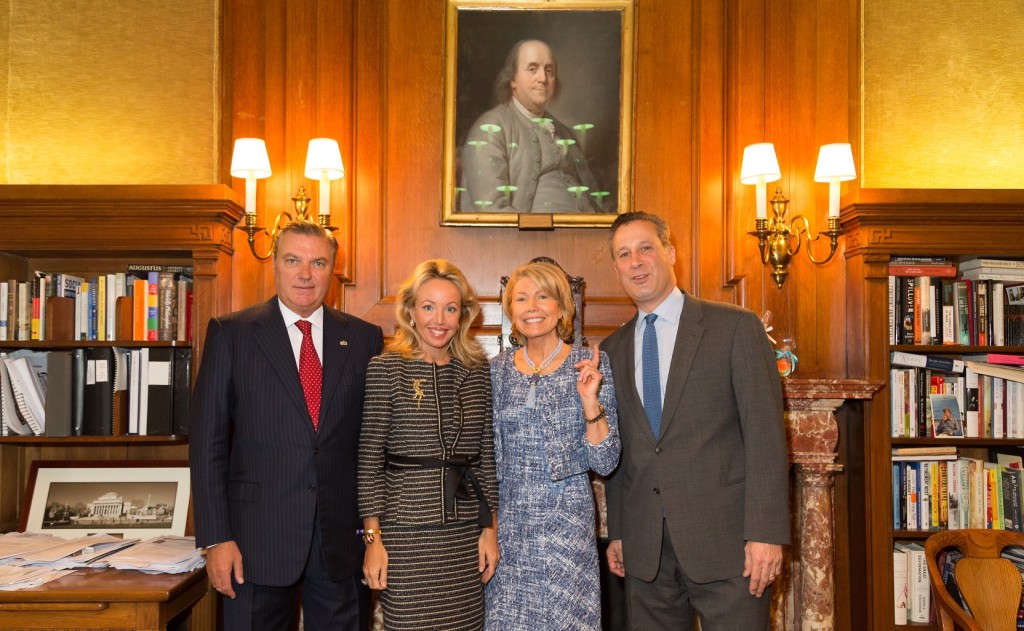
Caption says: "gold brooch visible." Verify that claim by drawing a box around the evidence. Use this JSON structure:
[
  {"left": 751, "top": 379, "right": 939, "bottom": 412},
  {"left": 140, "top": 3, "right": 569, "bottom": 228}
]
[{"left": 412, "top": 379, "right": 425, "bottom": 409}]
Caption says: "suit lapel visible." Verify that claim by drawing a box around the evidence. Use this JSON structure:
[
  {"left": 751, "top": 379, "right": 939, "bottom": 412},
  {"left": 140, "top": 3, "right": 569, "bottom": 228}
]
[
  {"left": 609, "top": 313, "right": 658, "bottom": 443},
  {"left": 318, "top": 308, "right": 351, "bottom": 432},
  {"left": 659, "top": 294, "right": 704, "bottom": 436},
  {"left": 253, "top": 298, "right": 311, "bottom": 427}
]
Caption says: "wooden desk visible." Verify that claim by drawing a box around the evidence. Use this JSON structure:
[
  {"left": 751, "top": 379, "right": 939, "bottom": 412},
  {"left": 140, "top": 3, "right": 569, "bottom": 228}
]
[{"left": 0, "top": 568, "right": 213, "bottom": 630}]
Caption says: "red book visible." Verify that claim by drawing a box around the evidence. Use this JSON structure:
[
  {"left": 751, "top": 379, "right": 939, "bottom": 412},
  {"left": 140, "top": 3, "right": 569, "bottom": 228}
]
[
  {"left": 889, "top": 264, "right": 958, "bottom": 278},
  {"left": 985, "top": 353, "right": 1024, "bottom": 366}
]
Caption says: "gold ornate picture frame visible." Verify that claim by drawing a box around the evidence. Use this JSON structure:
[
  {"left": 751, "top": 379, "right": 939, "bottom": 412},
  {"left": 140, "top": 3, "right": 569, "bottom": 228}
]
[{"left": 441, "top": 0, "right": 636, "bottom": 228}]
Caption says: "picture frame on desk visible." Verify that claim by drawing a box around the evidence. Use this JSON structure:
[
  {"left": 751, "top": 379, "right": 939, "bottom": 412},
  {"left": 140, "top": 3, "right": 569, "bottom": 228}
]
[{"left": 19, "top": 460, "right": 190, "bottom": 540}]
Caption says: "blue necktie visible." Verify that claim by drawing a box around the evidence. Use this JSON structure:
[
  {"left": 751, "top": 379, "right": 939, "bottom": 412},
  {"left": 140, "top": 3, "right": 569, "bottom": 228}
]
[{"left": 642, "top": 313, "right": 662, "bottom": 438}]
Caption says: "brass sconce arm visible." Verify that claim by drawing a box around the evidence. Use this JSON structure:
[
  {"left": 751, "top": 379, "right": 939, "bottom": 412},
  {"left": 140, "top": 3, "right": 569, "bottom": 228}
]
[
  {"left": 237, "top": 187, "right": 337, "bottom": 260},
  {"left": 748, "top": 188, "right": 844, "bottom": 288}
]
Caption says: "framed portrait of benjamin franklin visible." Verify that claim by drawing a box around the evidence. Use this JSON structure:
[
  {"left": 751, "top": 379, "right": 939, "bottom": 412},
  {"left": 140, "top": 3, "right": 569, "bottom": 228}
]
[{"left": 441, "top": 0, "right": 636, "bottom": 227}]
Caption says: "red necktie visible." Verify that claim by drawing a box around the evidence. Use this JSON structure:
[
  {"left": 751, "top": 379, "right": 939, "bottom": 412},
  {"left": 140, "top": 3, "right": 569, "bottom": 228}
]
[{"left": 295, "top": 320, "right": 322, "bottom": 429}]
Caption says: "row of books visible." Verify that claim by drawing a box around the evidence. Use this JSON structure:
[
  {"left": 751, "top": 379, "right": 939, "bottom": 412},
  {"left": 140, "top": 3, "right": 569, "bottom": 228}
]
[
  {"left": 890, "top": 353, "right": 1024, "bottom": 438},
  {"left": 0, "top": 265, "right": 193, "bottom": 343},
  {"left": 0, "top": 347, "right": 190, "bottom": 437},
  {"left": 894, "top": 541, "right": 1024, "bottom": 626},
  {"left": 887, "top": 256, "right": 1024, "bottom": 346},
  {"left": 891, "top": 448, "right": 1023, "bottom": 532},
  {"left": 892, "top": 541, "right": 930, "bottom": 625}
]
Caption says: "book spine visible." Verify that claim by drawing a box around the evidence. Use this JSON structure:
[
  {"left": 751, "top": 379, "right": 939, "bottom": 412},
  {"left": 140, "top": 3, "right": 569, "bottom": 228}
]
[
  {"left": 902, "top": 277, "right": 916, "bottom": 345},
  {"left": 0, "top": 282, "right": 7, "bottom": 341},
  {"left": 890, "top": 351, "right": 964, "bottom": 373},
  {"left": 157, "top": 272, "right": 177, "bottom": 341},
  {"left": 960, "top": 258, "right": 1024, "bottom": 271},
  {"left": 146, "top": 272, "right": 159, "bottom": 341},
  {"left": 956, "top": 281, "right": 970, "bottom": 344},
  {"left": 888, "top": 264, "right": 958, "bottom": 277}
]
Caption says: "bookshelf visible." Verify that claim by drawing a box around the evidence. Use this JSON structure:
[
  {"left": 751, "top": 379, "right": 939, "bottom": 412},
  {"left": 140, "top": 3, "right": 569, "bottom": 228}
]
[
  {"left": 0, "top": 185, "right": 243, "bottom": 532},
  {"left": 842, "top": 191, "right": 1024, "bottom": 631}
]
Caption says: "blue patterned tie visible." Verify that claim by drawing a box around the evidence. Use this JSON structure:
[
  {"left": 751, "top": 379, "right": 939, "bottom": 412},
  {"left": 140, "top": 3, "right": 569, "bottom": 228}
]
[{"left": 642, "top": 313, "right": 662, "bottom": 438}]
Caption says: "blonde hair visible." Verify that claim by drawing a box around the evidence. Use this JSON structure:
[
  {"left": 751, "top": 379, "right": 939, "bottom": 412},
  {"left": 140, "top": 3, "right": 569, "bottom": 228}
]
[
  {"left": 388, "top": 259, "right": 486, "bottom": 368},
  {"left": 502, "top": 261, "right": 576, "bottom": 346}
]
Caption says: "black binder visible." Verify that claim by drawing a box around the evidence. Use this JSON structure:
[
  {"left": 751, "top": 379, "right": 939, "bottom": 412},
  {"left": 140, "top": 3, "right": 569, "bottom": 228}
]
[
  {"left": 144, "top": 347, "right": 174, "bottom": 436},
  {"left": 71, "top": 348, "right": 86, "bottom": 435},
  {"left": 83, "top": 347, "right": 114, "bottom": 435},
  {"left": 172, "top": 348, "right": 191, "bottom": 435}
]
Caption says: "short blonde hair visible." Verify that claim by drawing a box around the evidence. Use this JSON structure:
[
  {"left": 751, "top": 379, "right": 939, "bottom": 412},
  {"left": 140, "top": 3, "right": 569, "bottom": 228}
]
[
  {"left": 388, "top": 259, "right": 486, "bottom": 369},
  {"left": 502, "top": 261, "right": 576, "bottom": 346}
]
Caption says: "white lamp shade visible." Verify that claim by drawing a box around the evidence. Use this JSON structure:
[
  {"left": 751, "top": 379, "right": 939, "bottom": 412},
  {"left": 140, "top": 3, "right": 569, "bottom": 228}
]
[
  {"left": 230, "top": 138, "right": 272, "bottom": 179},
  {"left": 814, "top": 143, "right": 856, "bottom": 182},
  {"left": 305, "top": 138, "right": 345, "bottom": 180},
  {"left": 740, "top": 143, "right": 782, "bottom": 185}
]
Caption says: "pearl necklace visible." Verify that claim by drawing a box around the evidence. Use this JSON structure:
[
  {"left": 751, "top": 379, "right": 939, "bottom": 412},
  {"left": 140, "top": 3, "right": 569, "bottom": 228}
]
[{"left": 522, "top": 342, "right": 564, "bottom": 386}]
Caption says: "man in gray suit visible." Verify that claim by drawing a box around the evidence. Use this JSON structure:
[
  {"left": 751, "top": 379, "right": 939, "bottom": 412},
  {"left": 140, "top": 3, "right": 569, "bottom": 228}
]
[
  {"left": 602, "top": 211, "right": 790, "bottom": 629},
  {"left": 190, "top": 220, "right": 383, "bottom": 630},
  {"left": 460, "top": 38, "right": 606, "bottom": 213}
]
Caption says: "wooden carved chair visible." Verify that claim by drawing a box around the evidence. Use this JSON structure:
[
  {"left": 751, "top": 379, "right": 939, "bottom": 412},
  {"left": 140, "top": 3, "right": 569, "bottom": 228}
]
[{"left": 924, "top": 529, "right": 1024, "bottom": 631}]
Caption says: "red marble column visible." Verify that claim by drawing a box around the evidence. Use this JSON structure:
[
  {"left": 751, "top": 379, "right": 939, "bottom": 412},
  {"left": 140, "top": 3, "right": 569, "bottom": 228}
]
[{"left": 772, "top": 380, "right": 882, "bottom": 631}]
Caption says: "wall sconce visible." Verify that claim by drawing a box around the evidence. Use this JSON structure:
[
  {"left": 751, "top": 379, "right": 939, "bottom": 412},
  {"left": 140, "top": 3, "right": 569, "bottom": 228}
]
[
  {"left": 741, "top": 142, "right": 855, "bottom": 288},
  {"left": 230, "top": 137, "right": 345, "bottom": 260}
]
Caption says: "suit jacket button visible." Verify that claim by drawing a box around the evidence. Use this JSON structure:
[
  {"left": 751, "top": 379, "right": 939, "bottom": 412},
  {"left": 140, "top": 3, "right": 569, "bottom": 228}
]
[
  {"left": 307, "top": 485, "right": 316, "bottom": 492},
  {"left": 655, "top": 448, "right": 663, "bottom": 455},
  {"left": 313, "top": 448, "right": 319, "bottom": 456},
  {"left": 653, "top": 488, "right": 660, "bottom": 494}
]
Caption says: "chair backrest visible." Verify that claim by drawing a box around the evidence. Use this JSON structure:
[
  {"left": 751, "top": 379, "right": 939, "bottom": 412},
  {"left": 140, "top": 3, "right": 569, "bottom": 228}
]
[{"left": 924, "top": 529, "right": 1024, "bottom": 631}]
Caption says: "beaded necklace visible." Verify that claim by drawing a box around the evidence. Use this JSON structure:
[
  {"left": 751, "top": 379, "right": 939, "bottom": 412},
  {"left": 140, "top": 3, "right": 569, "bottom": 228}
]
[{"left": 522, "top": 342, "right": 564, "bottom": 386}]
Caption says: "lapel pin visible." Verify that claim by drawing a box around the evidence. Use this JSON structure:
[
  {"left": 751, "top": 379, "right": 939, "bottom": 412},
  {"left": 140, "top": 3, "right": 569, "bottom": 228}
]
[{"left": 339, "top": 340, "right": 348, "bottom": 346}]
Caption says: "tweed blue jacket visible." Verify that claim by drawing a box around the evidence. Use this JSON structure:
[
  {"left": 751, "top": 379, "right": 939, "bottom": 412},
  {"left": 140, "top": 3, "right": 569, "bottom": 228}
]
[{"left": 490, "top": 346, "right": 620, "bottom": 483}]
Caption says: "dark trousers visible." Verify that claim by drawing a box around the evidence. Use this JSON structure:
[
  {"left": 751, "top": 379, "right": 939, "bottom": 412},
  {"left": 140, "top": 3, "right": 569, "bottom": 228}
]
[
  {"left": 222, "top": 520, "right": 370, "bottom": 631},
  {"left": 624, "top": 523, "right": 771, "bottom": 631}
]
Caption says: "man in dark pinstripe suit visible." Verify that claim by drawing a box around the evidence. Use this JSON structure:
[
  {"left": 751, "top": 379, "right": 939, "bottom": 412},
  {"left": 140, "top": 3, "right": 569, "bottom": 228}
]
[{"left": 190, "top": 220, "right": 384, "bottom": 631}]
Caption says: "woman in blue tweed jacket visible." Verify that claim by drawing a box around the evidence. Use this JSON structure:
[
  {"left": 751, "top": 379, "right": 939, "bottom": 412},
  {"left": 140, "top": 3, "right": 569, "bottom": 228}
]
[{"left": 485, "top": 261, "right": 620, "bottom": 630}]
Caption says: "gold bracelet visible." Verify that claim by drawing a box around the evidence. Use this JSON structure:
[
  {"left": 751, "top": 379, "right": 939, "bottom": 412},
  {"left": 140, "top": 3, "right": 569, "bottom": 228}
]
[
  {"left": 357, "top": 528, "right": 382, "bottom": 544},
  {"left": 584, "top": 405, "right": 606, "bottom": 424}
]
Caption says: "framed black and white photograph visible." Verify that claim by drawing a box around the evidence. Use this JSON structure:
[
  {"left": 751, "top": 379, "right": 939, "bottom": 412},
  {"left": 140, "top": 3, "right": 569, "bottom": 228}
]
[
  {"left": 19, "top": 460, "right": 190, "bottom": 540},
  {"left": 441, "top": 0, "right": 636, "bottom": 227}
]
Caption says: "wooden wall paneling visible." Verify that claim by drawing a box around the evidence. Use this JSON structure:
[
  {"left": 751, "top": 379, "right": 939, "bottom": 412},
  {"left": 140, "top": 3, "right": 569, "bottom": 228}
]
[
  {"left": 693, "top": 1, "right": 731, "bottom": 306},
  {"left": 316, "top": 0, "right": 356, "bottom": 300},
  {"left": 348, "top": 0, "right": 387, "bottom": 323},
  {"left": 727, "top": 0, "right": 768, "bottom": 313},
  {"left": 372, "top": 0, "right": 642, "bottom": 343},
  {"left": 227, "top": 0, "right": 271, "bottom": 312},
  {"left": 632, "top": 0, "right": 696, "bottom": 299}
]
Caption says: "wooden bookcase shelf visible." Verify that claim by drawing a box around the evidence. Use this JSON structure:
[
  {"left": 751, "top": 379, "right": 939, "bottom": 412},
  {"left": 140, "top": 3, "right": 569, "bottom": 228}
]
[
  {"left": 842, "top": 189, "right": 1024, "bottom": 631},
  {"left": 0, "top": 184, "right": 243, "bottom": 533}
]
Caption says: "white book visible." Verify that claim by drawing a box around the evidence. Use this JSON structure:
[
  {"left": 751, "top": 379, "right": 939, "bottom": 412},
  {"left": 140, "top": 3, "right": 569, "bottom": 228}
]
[
  {"left": 918, "top": 277, "right": 932, "bottom": 345},
  {"left": 138, "top": 347, "right": 150, "bottom": 435},
  {"left": 0, "top": 282, "right": 7, "bottom": 341},
  {"left": 960, "top": 258, "right": 1024, "bottom": 271},
  {"left": 906, "top": 543, "right": 930, "bottom": 623},
  {"left": 105, "top": 273, "right": 117, "bottom": 342},
  {"left": 891, "top": 368, "right": 903, "bottom": 437},
  {"left": 893, "top": 546, "right": 910, "bottom": 625},
  {"left": 993, "top": 378, "right": 1006, "bottom": 439},
  {"left": 73, "top": 285, "right": 83, "bottom": 341},
  {"left": 128, "top": 349, "right": 141, "bottom": 434},
  {"left": 946, "top": 460, "right": 960, "bottom": 529},
  {"left": 17, "top": 282, "right": 30, "bottom": 341},
  {"left": 961, "top": 269, "right": 1024, "bottom": 282}
]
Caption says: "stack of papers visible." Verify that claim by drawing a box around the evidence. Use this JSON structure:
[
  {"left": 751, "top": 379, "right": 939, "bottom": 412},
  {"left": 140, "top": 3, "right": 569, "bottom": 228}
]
[
  {"left": 0, "top": 533, "right": 205, "bottom": 589},
  {"left": 104, "top": 536, "right": 206, "bottom": 574},
  {"left": 0, "top": 566, "right": 75, "bottom": 591}
]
